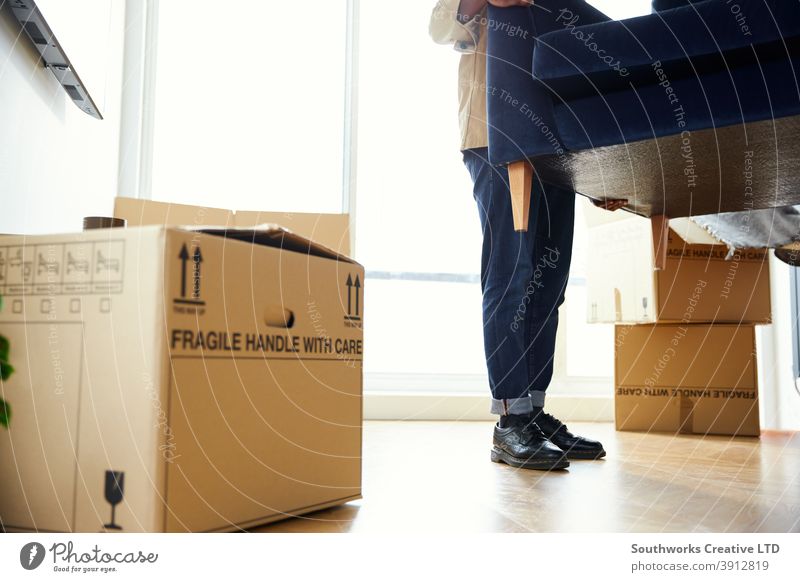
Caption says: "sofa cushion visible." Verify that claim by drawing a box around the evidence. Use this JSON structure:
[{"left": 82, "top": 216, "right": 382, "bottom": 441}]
[
  {"left": 534, "top": 0, "right": 800, "bottom": 98},
  {"left": 551, "top": 55, "right": 800, "bottom": 150}
]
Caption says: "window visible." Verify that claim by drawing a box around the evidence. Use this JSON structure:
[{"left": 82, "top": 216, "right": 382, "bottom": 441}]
[
  {"left": 354, "top": 2, "right": 653, "bottom": 397},
  {"left": 590, "top": 0, "right": 652, "bottom": 20},
  {"left": 355, "top": 1, "right": 487, "bottom": 392},
  {"left": 149, "top": 0, "right": 348, "bottom": 213}
]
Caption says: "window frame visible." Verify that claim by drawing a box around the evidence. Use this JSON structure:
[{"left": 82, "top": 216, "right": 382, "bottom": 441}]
[
  {"left": 791, "top": 264, "right": 800, "bottom": 383},
  {"left": 362, "top": 271, "right": 613, "bottom": 397}
]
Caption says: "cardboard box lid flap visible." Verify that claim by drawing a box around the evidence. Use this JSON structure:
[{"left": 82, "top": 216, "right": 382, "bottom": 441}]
[
  {"left": 185, "top": 225, "right": 359, "bottom": 265},
  {"left": 669, "top": 217, "right": 725, "bottom": 246},
  {"left": 584, "top": 198, "right": 734, "bottom": 247},
  {"left": 581, "top": 197, "right": 638, "bottom": 227}
]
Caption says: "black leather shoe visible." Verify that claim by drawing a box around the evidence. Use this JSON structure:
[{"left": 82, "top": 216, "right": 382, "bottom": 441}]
[
  {"left": 534, "top": 412, "right": 606, "bottom": 460},
  {"left": 491, "top": 415, "right": 570, "bottom": 470}
]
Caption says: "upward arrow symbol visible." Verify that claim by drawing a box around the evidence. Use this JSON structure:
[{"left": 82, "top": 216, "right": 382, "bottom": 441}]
[
  {"left": 179, "top": 244, "right": 190, "bottom": 298},
  {"left": 346, "top": 274, "right": 353, "bottom": 315},
  {"left": 354, "top": 274, "right": 361, "bottom": 317}
]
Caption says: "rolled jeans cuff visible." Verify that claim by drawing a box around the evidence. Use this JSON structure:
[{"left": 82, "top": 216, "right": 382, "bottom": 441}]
[
  {"left": 529, "top": 390, "right": 546, "bottom": 408},
  {"left": 491, "top": 390, "right": 547, "bottom": 415}
]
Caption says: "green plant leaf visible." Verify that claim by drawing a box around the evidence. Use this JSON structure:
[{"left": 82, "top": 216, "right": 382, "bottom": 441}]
[
  {"left": 0, "top": 294, "right": 11, "bottom": 427},
  {"left": 0, "top": 397, "right": 9, "bottom": 428},
  {"left": 0, "top": 361, "right": 13, "bottom": 381}
]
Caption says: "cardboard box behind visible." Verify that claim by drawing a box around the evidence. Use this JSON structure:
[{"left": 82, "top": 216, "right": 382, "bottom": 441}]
[
  {"left": 0, "top": 225, "right": 363, "bottom": 532},
  {"left": 585, "top": 206, "right": 771, "bottom": 324},
  {"left": 615, "top": 323, "right": 759, "bottom": 436},
  {"left": 113, "top": 197, "right": 351, "bottom": 257}
]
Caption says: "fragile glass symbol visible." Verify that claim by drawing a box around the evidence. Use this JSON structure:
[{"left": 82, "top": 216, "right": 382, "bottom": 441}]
[{"left": 104, "top": 470, "right": 125, "bottom": 530}]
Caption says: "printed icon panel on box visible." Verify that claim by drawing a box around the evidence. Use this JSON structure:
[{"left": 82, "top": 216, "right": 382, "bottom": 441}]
[{"left": 0, "top": 241, "right": 125, "bottom": 297}]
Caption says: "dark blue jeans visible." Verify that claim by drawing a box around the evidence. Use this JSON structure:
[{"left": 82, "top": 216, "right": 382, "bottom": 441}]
[{"left": 463, "top": 148, "right": 575, "bottom": 415}]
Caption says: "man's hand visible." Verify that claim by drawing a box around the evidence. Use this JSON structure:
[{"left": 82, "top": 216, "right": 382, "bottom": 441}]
[{"left": 592, "top": 198, "right": 628, "bottom": 212}]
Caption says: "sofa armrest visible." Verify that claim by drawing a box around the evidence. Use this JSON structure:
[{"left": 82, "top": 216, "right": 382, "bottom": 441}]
[{"left": 486, "top": 1, "right": 610, "bottom": 166}]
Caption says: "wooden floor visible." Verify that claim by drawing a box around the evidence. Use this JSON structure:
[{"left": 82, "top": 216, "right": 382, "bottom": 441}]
[{"left": 253, "top": 421, "right": 800, "bottom": 533}]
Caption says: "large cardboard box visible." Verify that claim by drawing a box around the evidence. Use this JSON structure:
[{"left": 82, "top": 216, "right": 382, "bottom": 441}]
[
  {"left": 0, "top": 225, "right": 363, "bottom": 532},
  {"left": 615, "top": 323, "right": 759, "bottom": 436},
  {"left": 585, "top": 207, "right": 771, "bottom": 324},
  {"left": 113, "top": 196, "right": 352, "bottom": 257}
]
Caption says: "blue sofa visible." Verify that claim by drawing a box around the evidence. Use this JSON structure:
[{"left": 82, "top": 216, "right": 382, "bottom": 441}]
[{"left": 486, "top": 0, "right": 800, "bottom": 246}]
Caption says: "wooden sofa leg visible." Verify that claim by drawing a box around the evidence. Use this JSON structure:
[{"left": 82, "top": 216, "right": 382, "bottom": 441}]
[
  {"left": 508, "top": 160, "right": 532, "bottom": 232},
  {"left": 651, "top": 214, "right": 670, "bottom": 271}
]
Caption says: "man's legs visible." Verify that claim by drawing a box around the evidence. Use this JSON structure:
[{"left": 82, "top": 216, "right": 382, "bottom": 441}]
[
  {"left": 463, "top": 148, "right": 604, "bottom": 466},
  {"left": 524, "top": 182, "right": 575, "bottom": 409},
  {"left": 518, "top": 177, "right": 606, "bottom": 459},
  {"left": 463, "top": 147, "right": 568, "bottom": 470},
  {"left": 463, "top": 147, "right": 541, "bottom": 413}
]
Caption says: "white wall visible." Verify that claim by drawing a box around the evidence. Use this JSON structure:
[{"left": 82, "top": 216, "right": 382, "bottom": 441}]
[
  {"left": 760, "top": 257, "right": 800, "bottom": 431},
  {"left": 0, "top": 1, "right": 125, "bottom": 235}
]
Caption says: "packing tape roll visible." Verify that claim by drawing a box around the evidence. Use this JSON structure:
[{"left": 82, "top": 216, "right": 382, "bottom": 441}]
[
  {"left": 84, "top": 216, "right": 126, "bottom": 230},
  {"left": 264, "top": 306, "right": 295, "bottom": 329}
]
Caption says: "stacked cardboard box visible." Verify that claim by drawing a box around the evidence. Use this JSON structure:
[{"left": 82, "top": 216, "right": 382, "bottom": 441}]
[
  {"left": 0, "top": 202, "right": 362, "bottom": 532},
  {"left": 585, "top": 204, "right": 770, "bottom": 436}
]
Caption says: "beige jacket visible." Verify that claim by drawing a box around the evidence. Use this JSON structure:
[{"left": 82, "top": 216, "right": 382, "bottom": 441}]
[{"left": 429, "top": 0, "right": 488, "bottom": 151}]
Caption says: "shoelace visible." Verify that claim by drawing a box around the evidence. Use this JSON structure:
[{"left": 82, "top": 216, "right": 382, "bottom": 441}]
[
  {"left": 520, "top": 421, "right": 549, "bottom": 445},
  {"left": 539, "top": 412, "right": 570, "bottom": 436}
]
